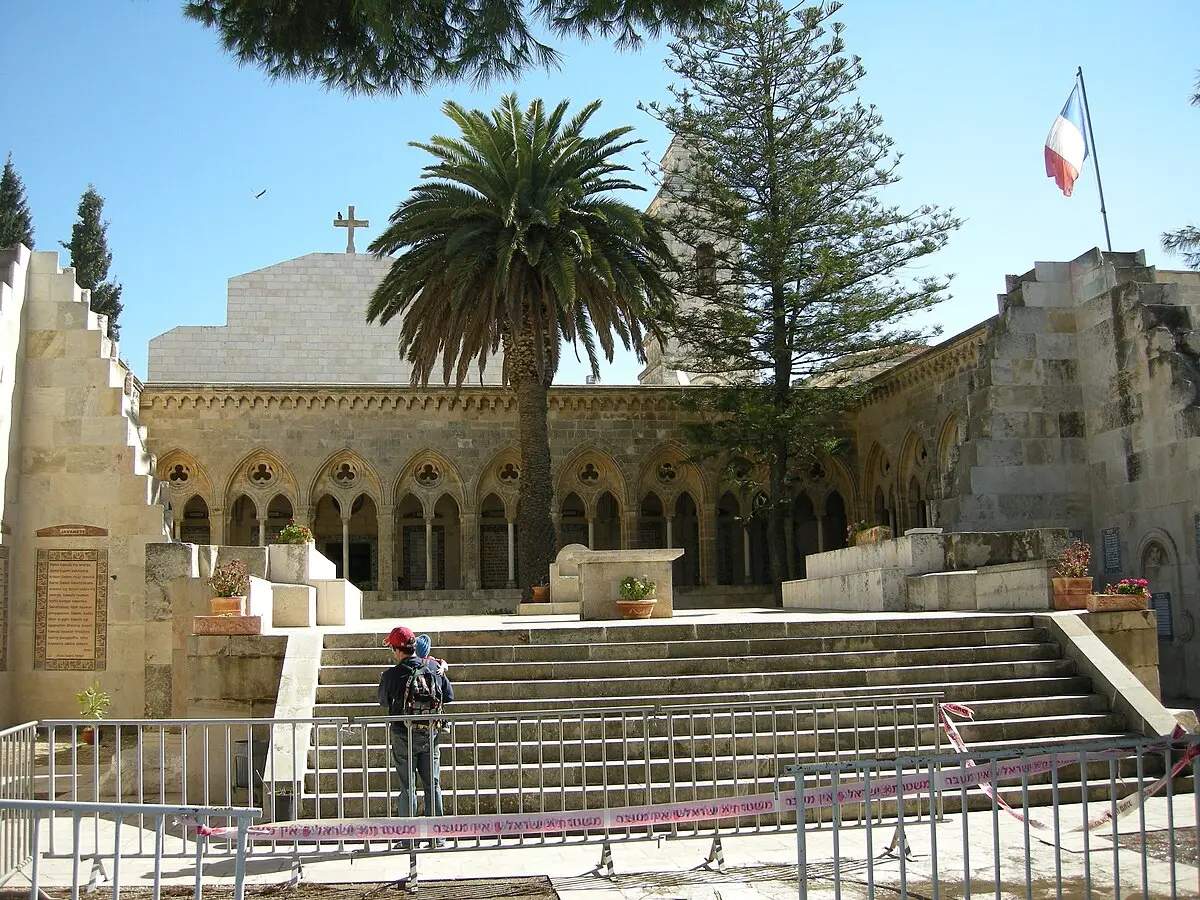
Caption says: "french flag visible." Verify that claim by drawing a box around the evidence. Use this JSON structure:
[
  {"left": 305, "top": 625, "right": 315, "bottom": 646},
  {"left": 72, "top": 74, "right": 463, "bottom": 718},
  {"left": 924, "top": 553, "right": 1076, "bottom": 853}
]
[{"left": 1044, "top": 84, "right": 1089, "bottom": 197}]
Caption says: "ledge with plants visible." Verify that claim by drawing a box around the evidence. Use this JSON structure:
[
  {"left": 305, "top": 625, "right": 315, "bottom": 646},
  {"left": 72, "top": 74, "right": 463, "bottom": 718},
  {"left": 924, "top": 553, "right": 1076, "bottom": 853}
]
[
  {"left": 194, "top": 558, "right": 262, "bottom": 635},
  {"left": 616, "top": 575, "right": 657, "bottom": 619},
  {"left": 272, "top": 521, "right": 313, "bottom": 544},
  {"left": 1086, "top": 577, "right": 1151, "bottom": 613}
]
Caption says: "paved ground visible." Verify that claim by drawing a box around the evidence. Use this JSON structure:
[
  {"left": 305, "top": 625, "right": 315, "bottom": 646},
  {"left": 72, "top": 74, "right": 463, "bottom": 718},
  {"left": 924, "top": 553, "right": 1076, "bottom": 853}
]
[{"left": 12, "top": 792, "right": 1198, "bottom": 898}]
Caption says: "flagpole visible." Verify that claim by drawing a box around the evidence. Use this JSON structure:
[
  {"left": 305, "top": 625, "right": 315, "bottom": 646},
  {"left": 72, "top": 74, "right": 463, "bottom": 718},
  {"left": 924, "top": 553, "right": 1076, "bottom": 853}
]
[{"left": 1076, "top": 66, "right": 1113, "bottom": 252}]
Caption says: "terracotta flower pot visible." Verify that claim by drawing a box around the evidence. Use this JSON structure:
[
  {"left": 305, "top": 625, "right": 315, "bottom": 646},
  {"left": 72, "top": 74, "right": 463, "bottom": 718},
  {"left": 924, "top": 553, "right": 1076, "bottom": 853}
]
[
  {"left": 210, "top": 595, "right": 247, "bottom": 616},
  {"left": 1051, "top": 577, "right": 1092, "bottom": 610},
  {"left": 1086, "top": 592, "right": 1149, "bottom": 613},
  {"left": 531, "top": 585, "right": 550, "bottom": 603},
  {"left": 616, "top": 599, "right": 657, "bottom": 619}
]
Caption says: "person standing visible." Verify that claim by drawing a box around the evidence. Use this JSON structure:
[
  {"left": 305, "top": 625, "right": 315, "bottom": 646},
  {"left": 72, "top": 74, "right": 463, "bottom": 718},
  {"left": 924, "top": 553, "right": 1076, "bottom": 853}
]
[{"left": 377, "top": 626, "right": 454, "bottom": 832}]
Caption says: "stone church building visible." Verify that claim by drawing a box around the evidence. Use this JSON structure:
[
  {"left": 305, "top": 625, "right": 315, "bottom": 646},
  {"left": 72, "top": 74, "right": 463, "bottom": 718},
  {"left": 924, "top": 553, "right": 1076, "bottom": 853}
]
[{"left": 0, "top": 223, "right": 1197, "bottom": 720}]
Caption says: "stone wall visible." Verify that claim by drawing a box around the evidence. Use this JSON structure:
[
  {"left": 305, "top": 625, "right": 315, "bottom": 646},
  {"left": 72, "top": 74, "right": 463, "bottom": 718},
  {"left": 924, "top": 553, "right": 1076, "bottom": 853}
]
[
  {"left": 147, "top": 253, "right": 505, "bottom": 385},
  {"left": 0, "top": 249, "right": 172, "bottom": 722}
]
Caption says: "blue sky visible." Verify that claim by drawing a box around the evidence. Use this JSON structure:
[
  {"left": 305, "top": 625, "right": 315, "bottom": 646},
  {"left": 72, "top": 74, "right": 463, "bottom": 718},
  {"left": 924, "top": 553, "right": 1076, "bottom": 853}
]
[{"left": 3, "top": 1, "right": 1197, "bottom": 385}]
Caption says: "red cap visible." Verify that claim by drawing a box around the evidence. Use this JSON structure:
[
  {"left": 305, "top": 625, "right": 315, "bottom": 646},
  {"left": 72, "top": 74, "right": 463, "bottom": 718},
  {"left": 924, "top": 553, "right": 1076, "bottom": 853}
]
[{"left": 383, "top": 626, "right": 416, "bottom": 648}]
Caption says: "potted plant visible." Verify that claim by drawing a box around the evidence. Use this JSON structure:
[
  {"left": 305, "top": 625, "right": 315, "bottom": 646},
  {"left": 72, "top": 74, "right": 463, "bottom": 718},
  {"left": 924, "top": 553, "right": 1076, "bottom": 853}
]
[
  {"left": 272, "top": 521, "right": 313, "bottom": 544},
  {"left": 530, "top": 583, "right": 550, "bottom": 603},
  {"left": 208, "top": 558, "right": 249, "bottom": 616},
  {"left": 1087, "top": 577, "right": 1151, "bottom": 613},
  {"left": 616, "top": 575, "right": 657, "bottom": 619},
  {"left": 847, "top": 521, "right": 892, "bottom": 546},
  {"left": 1051, "top": 539, "right": 1092, "bottom": 610},
  {"left": 76, "top": 681, "right": 109, "bottom": 745}
]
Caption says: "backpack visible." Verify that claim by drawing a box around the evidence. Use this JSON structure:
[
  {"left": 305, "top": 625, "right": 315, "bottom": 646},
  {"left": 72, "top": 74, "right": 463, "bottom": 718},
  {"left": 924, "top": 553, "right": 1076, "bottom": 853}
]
[{"left": 389, "top": 657, "right": 443, "bottom": 726}]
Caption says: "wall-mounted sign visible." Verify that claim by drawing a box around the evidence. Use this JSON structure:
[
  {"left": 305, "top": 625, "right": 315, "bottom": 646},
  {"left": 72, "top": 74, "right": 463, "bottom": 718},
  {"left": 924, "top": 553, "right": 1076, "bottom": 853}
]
[
  {"left": 1151, "top": 592, "right": 1174, "bottom": 642},
  {"left": 34, "top": 549, "right": 108, "bottom": 670},
  {"left": 1101, "top": 527, "right": 1121, "bottom": 574},
  {"left": 36, "top": 524, "right": 108, "bottom": 538}
]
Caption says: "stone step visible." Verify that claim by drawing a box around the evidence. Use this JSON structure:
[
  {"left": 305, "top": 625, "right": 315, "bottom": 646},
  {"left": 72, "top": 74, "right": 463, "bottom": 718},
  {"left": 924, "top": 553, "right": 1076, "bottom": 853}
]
[
  {"left": 318, "top": 643, "right": 1061, "bottom": 685},
  {"left": 316, "top": 657, "right": 1081, "bottom": 704},
  {"left": 317, "top": 627, "right": 1051, "bottom": 666},
  {"left": 317, "top": 614, "right": 1039, "bottom": 649},
  {"left": 312, "top": 675, "right": 1098, "bottom": 719}
]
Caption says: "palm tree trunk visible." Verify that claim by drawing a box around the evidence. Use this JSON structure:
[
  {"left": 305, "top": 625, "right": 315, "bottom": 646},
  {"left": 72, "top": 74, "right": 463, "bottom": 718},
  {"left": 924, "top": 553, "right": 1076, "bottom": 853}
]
[{"left": 507, "top": 325, "right": 558, "bottom": 598}]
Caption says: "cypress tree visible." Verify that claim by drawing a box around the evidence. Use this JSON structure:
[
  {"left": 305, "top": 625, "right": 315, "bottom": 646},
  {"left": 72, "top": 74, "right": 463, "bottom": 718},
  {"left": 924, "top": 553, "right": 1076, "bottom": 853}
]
[
  {"left": 0, "top": 154, "right": 35, "bottom": 250},
  {"left": 62, "top": 186, "right": 123, "bottom": 341}
]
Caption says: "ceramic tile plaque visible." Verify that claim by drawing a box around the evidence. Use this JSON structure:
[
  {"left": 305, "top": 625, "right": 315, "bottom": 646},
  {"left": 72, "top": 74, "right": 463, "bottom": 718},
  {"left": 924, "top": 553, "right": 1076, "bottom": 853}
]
[
  {"left": 1101, "top": 527, "right": 1121, "bottom": 574},
  {"left": 35, "top": 549, "right": 108, "bottom": 670}
]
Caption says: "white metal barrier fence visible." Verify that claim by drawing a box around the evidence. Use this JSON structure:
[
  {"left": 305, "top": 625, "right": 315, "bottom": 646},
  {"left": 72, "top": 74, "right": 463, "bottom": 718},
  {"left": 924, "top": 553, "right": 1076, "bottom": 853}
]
[
  {"left": 0, "top": 722, "right": 36, "bottom": 885},
  {"left": 0, "top": 798, "right": 258, "bottom": 900},
  {"left": 40, "top": 692, "right": 942, "bottom": 863},
  {"left": 788, "top": 731, "right": 1200, "bottom": 899}
]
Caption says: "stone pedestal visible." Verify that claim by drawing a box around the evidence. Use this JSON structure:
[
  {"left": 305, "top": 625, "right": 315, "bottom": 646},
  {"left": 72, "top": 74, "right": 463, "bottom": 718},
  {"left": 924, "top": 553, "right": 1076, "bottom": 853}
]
[{"left": 575, "top": 548, "right": 685, "bottom": 620}]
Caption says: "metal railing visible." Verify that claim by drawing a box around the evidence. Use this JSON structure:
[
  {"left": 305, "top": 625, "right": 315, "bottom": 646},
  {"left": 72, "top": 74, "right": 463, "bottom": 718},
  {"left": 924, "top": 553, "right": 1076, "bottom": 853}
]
[
  {"left": 788, "top": 732, "right": 1200, "bottom": 899},
  {"left": 38, "top": 692, "right": 942, "bottom": 860},
  {"left": 0, "top": 798, "right": 258, "bottom": 900},
  {"left": 0, "top": 722, "right": 36, "bottom": 885}
]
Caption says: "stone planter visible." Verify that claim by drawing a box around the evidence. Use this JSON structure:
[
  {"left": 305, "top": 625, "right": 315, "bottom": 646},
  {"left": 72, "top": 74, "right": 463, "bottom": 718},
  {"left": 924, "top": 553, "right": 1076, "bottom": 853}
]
[
  {"left": 192, "top": 615, "right": 263, "bottom": 635},
  {"left": 1086, "top": 592, "right": 1149, "bottom": 613},
  {"left": 1051, "top": 577, "right": 1092, "bottom": 610},
  {"left": 616, "top": 599, "right": 657, "bottom": 620},
  {"left": 854, "top": 525, "right": 893, "bottom": 546}
]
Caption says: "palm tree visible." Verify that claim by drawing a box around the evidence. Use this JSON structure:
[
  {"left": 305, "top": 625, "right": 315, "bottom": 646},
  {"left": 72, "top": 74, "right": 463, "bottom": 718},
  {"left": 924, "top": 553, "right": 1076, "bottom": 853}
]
[
  {"left": 367, "top": 94, "right": 675, "bottom": 595},
  {"left": 1162, "top": 69, "right": 1200, "bottom": 270}
]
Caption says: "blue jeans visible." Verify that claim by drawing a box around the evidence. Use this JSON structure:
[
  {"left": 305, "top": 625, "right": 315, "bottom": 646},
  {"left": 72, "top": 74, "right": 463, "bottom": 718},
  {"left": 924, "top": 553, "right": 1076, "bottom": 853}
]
[{"left": 391, "top": 728, "right": 442, "bottom": 818}]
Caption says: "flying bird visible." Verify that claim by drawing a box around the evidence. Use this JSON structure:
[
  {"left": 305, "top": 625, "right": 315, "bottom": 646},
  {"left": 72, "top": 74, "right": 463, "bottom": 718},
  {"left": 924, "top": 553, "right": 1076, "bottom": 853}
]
[{"left": 254, "top": 189, "right": 267, "bottom": 199}]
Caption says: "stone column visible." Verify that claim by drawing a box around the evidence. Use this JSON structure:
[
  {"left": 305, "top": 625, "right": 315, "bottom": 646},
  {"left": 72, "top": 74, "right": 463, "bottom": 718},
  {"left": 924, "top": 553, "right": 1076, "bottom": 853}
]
[
  {"left": 506, "top": 519, "right": 516, "bottom": 588},
  {"left": 341, "top": 515, "right": 351, "bottom": 581},
  {"left": 587, "top": 518, "right": 595, "bottom": 549},
  {"left": 378, "top": 504, "right": 394, "bottom": 592},
  {"left": 665, "top": 515, "right": 674, "bottom": 549},
  {"left": 210, "top": 506, "right": 225, "bottom": 545},
  {"left": 622, "top": 510, "right": 637, "bottom": 549},
  {"left": 742, "top": 526, "right": 752, "bottom": 584},
  {"left": 698, "top": 504, "right": 716, "bottom": 587},
  {"left": 461, "top": 512, "right": 479, "bottom": 590},
  {"left": 172, "top": 515, "right": 181, "bottom": 541},
  {"left": 256, "top": 518, "right": 266, "bottom": 547},
  {"left": 816, "top": 515, "right": 826, "bottom": 553},
  {"left": 424, "top": 517, "right": 435, "bottom": 591}
]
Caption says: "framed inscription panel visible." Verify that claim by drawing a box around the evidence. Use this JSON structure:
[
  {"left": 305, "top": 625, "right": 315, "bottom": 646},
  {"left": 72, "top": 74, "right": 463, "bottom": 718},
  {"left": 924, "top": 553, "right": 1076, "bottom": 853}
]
[{"left": 35, "top": 549, "right": 108, "bottom": 670}]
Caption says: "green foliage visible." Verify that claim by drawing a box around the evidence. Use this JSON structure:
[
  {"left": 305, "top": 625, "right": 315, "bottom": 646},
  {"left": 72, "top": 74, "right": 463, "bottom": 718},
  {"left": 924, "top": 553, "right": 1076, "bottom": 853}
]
[
  {"left": 209, "top": 558, "right": 249, "bottom": 598},
  {"left": 366, "top": 94, "right": 675, "bottom": 591},
  {"left": 76, "top": 682, "right": 110, "bottom": 720},
  {"left": 618, "top": 574, "right": 655, "bottom": 601},
  {"left": 1055, "top": 539, "right": 1091, "bottom": 578},
  {"left": 61, "top": 186, "right": 124, "bottom": 340},
  {"left": 0, "top": 154, "right": 35, "bottom": 250},
  {"left": 184, "top": 0, "right": 726, "bottom": 96},
  {"left": 1161, "top": 69, "right": 1199, "bottom": 270},
  {"left": 273, "top": 521, "right": 313, "bottom": 544},
  {"left": 644, "top": 0, "right": 960, "bottom": 580}
]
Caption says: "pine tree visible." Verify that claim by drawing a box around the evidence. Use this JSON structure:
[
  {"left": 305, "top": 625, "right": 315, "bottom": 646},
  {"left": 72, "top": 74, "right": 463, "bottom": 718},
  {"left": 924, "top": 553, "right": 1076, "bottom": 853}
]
[
  {"left": 62, "top": 186, "right": 123, "bottom": 341},
  {"left": 646, "top": 0, "right": 960, "bottom": 589},
  {"left": 184, "top": 0, "right": 727, "bottom": 95},
  {"left": 0, "top": 154, "right": 35, "bottom": 250},
  {"left": 1162, "top": 69, "right": 1200, "bottom": 270}
]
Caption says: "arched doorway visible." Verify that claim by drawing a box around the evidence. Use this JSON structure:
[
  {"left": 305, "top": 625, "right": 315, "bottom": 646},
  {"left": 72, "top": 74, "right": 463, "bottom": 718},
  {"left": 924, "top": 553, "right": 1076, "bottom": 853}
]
[
  {"left": 478, "top": 492, "right": 511, "bottom": 589},
  {"left": 716, "top": 492, "right": 744, "bottom": 585},
  {"left": 180, "top": 496, "right": 211, "bottom": 544},
  {"left": 559, "top": 492, "right": 588, "bottom": 548},
  {"left": 823, "top": 491, "right": 848, "bottom": 551},
  {"left": 594, "top": 491, "right": 621, "bottom": 550},
  {"left": 638, "top": 493, "right": 666, "bottom": 549},
  {"left": 674, "top": 492, "right": 701, "bottom": 587},
  {"left": 227, "top": 494, "right": 258, "bottom": 546},
  {"left": 792, "top": 494, "right": 819, "bottom": 578},
  {"left": 266, "top": 494, "right": 294, "bottom": 542}
]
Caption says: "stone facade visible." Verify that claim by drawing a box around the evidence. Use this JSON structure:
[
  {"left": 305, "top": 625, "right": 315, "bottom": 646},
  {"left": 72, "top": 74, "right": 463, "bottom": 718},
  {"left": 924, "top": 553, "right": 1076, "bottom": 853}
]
[{"left": 0, "top": 247, "right": 172, "bottom": 722}]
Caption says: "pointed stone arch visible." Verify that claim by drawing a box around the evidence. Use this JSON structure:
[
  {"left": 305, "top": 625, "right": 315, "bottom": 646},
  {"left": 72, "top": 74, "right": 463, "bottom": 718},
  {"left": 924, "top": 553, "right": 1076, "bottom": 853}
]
[
  {"left": 936, "top": 413, "right": 965, "bottom": 497},
  {"left": 861, "top": 442, "right": 895, "bottom": 529},
  {"left": 310, "top": 449, "right": 382, "bottom": 511},
  {"left": 897, "top": 429, "right": 932, "bottom": 531},
  {"left": 635, "top": 442, "right": 709, "bottom": 512},
  {"left": 474, "top": 447, "right": 522, "bottom": 520},
  {"left": 556, "top": 445, "right": 628, "bottom": 518},
  {"left": 157, "top": 449, "right": 214, "bottom": 503},
  {"left": 222, "top": 448, "right": 300, "bottom": 544},
  {"left": 394, "top": 448, "right": 466, "bottom": 515}
]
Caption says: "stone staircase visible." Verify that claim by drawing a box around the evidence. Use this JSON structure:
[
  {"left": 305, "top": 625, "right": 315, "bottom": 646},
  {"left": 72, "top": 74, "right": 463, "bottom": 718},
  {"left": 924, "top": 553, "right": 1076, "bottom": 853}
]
[{"left": 297, "top": 613, "right": 1171, "bottom": 821}]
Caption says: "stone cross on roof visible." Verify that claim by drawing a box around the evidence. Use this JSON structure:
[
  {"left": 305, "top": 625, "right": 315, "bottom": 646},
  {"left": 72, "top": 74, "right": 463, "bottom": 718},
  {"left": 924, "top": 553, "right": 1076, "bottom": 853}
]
[{"left": 333, "top": 205, "right": 369, "bottom": 253}]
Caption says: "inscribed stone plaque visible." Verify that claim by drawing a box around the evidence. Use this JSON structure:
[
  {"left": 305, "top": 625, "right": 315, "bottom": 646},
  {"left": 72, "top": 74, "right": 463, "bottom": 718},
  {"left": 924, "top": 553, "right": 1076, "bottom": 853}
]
[
  {"left": 1150, "top": 592, "right": 1173, "bottom": 642},
  {"left": 35, "top": 549, "right": 108, "bottom": 670},
  {"left": 35, "top": 524, "right": 108, "bottom": 538},
  {"left": 1101, "top": 527, "right": 1121, "bottom": 574},
  {"left": 0, "top": 546, "right": 7, "bottom": 671}
]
